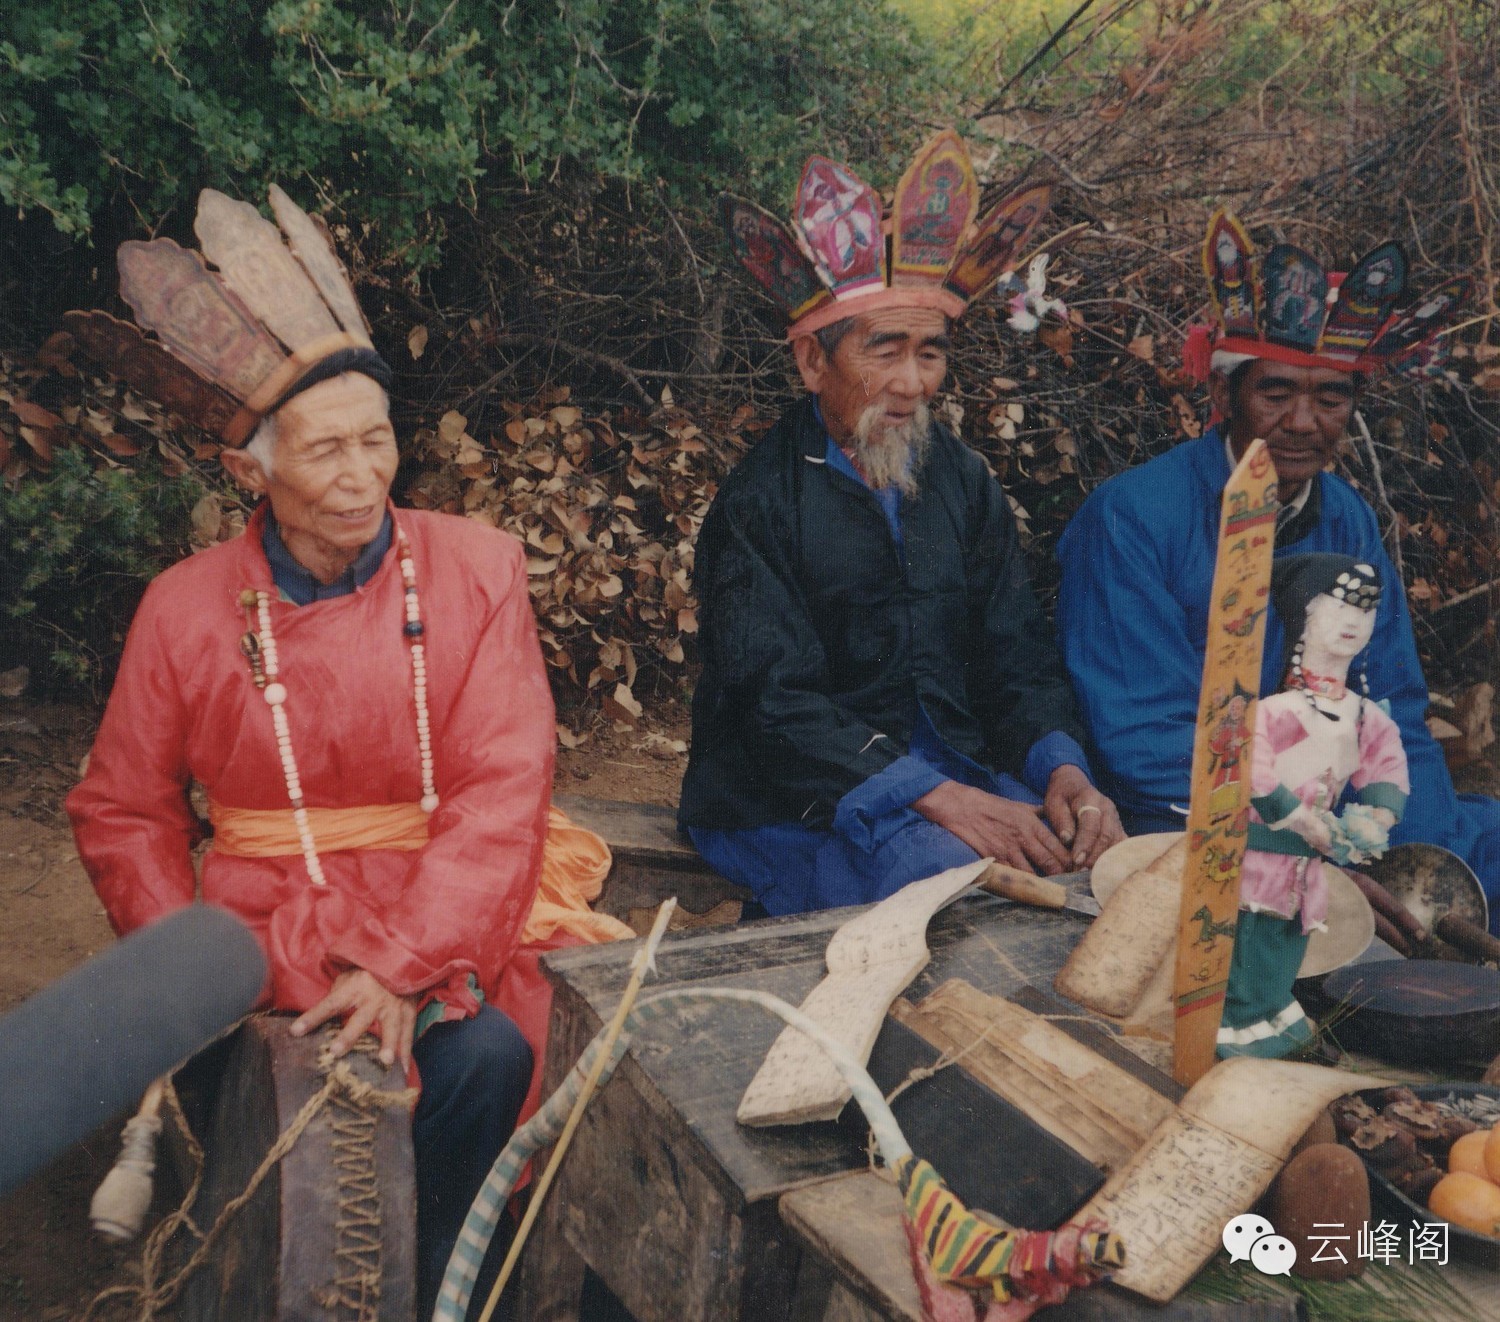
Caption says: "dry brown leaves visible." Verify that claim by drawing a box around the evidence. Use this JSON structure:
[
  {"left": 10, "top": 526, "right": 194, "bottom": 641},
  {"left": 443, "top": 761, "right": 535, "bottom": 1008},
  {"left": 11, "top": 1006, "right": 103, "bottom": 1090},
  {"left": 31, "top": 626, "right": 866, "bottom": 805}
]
[
  {"left": 0, "top": 337, "right": 243, "bottom": 551},
  {"left": 405, "top": 385, "right": 763, "bottom": 715}
]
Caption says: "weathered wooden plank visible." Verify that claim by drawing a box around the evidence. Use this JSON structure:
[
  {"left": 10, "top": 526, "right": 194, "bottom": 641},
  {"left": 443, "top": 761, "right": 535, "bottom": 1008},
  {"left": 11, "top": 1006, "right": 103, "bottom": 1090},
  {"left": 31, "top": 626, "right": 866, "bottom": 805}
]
[
  {"left": 553, "top": 793, "right": 751, "bottom": 920},
  {"left": 521, "top": 975, "right": 802, "bottom": 1322},
  {"left": 780, "top": 1174, "right": 923, "bottom": 1322},
  {"left": 552, "top": 794, "right": 701, "bottom": 868}
]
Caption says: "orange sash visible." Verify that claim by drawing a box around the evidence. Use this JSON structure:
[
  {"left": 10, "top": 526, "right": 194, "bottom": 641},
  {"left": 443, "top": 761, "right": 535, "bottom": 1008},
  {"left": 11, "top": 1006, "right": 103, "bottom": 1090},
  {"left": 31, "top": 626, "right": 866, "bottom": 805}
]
[{"left": 208, "top": 799, "right": 631, "bottom": 946}]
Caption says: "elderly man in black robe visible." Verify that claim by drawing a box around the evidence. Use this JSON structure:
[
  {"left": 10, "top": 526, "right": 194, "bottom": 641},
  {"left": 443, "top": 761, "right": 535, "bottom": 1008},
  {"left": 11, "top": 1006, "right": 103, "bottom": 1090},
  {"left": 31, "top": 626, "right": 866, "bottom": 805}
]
[{"left": 679, "top": 133, "right": 1123, "bottom": 914}]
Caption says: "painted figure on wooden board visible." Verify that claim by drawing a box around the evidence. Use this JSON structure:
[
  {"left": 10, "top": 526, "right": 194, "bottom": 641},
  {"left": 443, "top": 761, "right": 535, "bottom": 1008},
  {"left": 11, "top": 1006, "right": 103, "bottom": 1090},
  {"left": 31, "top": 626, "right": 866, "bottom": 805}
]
[
  {"left": 1206, "top": 689, "right": 1253, "bottom": 819},
  {"left": 1219, "top": 553, "right": 1409, "bottom": 1058}
]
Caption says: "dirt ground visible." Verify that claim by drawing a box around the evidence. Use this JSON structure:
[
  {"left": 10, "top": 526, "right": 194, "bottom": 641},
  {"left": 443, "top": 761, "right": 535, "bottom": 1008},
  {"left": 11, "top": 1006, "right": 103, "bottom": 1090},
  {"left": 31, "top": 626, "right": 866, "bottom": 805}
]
[{"left": 0, "top": 691, "right": 689, "bottom": 1321}]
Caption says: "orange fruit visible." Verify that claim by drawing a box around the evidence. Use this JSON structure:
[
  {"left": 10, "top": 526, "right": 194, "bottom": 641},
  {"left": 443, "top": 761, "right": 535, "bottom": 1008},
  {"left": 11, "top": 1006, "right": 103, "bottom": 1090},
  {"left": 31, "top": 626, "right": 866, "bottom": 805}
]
[
  {"left": 1450, "top": 1131, "right": 1495, "bottom": 1179},
  {"left": 1485, "top": 1124, "right": 1500, "bottom": 1183},
  {"left": 1429, "top": 1172, "right": 1500, "bottom": 1238}
]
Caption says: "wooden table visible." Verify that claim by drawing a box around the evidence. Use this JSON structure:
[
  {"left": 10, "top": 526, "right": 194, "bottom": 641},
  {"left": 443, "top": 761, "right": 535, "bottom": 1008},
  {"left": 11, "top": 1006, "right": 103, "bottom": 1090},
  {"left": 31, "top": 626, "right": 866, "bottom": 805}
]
[
  {"left": 517, "top": 893, "right": 1169, "bottom": 1321},
  {"left": 515, "top": 893, "right": 1500, "bottom": 1322}
]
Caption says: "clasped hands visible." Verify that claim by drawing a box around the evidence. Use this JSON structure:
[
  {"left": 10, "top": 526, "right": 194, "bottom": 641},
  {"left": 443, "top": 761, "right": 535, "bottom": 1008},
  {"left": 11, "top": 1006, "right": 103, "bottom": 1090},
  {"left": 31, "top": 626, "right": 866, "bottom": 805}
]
[{"left": 913, "top": 765, "right": 1125, "bottom": 874}]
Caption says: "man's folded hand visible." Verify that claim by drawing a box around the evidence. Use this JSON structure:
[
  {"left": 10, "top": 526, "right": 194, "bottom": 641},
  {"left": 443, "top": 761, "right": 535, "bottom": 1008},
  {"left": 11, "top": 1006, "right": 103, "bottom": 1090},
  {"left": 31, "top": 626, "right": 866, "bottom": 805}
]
[
  {"left": 291, "top": 967, "right": 421, "bottom": 1071},
  {"left": 913, "top": 780, "right": 1073, "bottom": 876}
]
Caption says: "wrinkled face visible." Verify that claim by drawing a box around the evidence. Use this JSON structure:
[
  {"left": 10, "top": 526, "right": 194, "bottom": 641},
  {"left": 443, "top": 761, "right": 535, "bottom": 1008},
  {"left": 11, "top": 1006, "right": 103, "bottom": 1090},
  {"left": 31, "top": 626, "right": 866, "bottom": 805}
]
[
  {"left": 1212, "top": 360, "right": 1356, "bottom": 496},
  {"left": 1303, "top": 593, "right": 1377, "bottom": 661},
  {"left": 794, "top": 307, "right": 951, "bottom": 447},
  {"left": 235, "top": 373, "right": 397, "bottom": 566}
]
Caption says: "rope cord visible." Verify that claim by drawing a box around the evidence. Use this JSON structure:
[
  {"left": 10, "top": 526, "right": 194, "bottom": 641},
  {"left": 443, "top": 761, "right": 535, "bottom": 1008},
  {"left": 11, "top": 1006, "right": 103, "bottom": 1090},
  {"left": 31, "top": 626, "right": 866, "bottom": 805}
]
[{"left": 84, "top": 1027, "right": 415, "bottom": 1322}]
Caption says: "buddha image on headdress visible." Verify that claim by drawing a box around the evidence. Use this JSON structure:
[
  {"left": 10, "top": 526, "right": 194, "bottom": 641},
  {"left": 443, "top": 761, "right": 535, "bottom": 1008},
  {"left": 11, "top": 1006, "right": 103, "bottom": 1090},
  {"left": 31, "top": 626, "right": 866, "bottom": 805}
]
[
  {"left": 1271, "top": 255, "right": 1322, "bottom": 341},
  {"left": 1215, "top": 231, "right": 1254, "bottom": 324},
  {"left": 803, "top": 160, "right": 878, "bottom": 275},
  {"left": 910, "top": 159, "right": 963, "bottom": 247}
]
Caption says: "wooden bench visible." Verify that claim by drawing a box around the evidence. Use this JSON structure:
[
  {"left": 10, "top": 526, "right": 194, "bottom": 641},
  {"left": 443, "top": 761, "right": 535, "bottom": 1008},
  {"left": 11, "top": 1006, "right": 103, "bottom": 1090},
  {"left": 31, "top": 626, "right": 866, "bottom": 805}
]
[{"left": 553, "top": 793, "right": 749, "bottom": 924}]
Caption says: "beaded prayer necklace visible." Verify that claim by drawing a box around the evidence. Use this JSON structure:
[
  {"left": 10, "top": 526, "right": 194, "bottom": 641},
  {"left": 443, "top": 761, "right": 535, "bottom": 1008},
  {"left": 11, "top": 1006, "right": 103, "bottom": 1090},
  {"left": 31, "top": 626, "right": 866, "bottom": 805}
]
[
  {"left": 1287, "top": 641, "right": 1365, "bottom": 728},
  {"left": 238, "top": 526, "right": 436, "bottom": 886}
]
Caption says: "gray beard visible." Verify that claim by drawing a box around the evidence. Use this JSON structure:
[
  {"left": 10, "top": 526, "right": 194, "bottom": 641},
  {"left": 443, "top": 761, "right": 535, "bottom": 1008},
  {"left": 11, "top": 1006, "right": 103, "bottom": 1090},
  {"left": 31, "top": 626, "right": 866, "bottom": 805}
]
[{"left": 851, "top": 401, "right": 931, "bottom": 497}]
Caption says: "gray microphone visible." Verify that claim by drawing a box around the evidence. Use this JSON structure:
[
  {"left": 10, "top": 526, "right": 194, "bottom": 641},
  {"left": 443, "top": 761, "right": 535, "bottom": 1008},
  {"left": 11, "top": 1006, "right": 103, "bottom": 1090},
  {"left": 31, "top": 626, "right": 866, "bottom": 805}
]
[{"left": 0, "top": 904, "right": 267, "bottom": 1193}]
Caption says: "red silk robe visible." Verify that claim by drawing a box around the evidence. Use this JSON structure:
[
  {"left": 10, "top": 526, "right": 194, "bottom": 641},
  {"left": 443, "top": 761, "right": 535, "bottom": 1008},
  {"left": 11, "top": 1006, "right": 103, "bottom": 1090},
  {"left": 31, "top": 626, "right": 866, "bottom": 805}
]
[{"left": 68, "top": 504, "right": 566, "bottom": 1116}]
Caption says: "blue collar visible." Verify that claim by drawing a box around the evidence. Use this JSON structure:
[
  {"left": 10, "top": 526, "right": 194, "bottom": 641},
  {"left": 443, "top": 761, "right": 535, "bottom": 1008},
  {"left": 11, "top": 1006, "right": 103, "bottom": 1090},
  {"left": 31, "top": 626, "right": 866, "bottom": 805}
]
[
  {"left": 813, "top": 399, "right": 905, "bottom": 544},
  {"left": 263, "top": 510, "right": 393, "bottom": 606}
]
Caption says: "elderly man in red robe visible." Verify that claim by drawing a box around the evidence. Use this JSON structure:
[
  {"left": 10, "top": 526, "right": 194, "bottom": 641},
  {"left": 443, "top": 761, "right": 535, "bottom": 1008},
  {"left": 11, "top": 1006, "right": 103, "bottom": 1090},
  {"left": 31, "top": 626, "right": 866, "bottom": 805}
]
[{"left": 63, "top": 185, "right": 625, "bottom": 1317}]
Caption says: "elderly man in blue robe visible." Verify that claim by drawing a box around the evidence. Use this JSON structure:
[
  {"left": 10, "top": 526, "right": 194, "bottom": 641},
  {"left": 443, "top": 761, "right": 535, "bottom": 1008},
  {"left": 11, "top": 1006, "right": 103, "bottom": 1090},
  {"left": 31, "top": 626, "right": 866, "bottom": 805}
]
[{"left": 1057, "top": 209, "right": 1498, "bottom": 940}]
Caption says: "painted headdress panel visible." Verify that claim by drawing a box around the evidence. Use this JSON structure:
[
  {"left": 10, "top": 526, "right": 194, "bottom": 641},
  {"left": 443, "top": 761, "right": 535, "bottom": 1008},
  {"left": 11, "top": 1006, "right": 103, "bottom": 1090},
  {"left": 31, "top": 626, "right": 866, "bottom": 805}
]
[
  {"left": 65, "top": 188, "right": 381, "bottom": 444},
  {"left": 720, "top": 131, "right": 1057, "bottom": 339},
  {"left": 1192, "top": 206, "right": 1468, "bottom": 378}
]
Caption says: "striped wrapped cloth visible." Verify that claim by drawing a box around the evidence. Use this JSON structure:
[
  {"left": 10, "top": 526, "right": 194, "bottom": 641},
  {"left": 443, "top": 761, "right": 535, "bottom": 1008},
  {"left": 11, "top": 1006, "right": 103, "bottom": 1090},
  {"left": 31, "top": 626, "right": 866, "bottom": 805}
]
[{"left": 895, "top": 1154, "right": 1125, "bottom": 1315}]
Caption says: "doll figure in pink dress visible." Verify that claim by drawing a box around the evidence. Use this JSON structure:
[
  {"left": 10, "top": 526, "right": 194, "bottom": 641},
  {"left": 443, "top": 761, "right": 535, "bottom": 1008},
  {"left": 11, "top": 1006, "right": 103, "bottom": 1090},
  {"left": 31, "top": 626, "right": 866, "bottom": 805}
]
[{"left": 1219, "top": 554, "right": 1410, "bottom": 1058}]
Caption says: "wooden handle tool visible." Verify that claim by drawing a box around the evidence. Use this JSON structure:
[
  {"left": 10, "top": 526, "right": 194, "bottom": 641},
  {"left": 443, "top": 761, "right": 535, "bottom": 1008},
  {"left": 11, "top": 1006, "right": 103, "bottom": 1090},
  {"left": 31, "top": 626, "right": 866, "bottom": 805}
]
[
  {"left": 977, "top": 862, "right": 1068, "bottom": 909},
  {"left": 1434, "top": 912, "right": 1500, "bottom": 964}
]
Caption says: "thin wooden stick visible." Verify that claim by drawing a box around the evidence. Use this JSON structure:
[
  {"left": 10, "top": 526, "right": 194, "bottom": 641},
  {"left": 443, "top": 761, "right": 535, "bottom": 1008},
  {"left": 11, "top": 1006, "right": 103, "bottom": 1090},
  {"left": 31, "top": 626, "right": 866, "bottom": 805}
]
[{"left": 476, "top": 898, "right": 678, "bottom": 1322}]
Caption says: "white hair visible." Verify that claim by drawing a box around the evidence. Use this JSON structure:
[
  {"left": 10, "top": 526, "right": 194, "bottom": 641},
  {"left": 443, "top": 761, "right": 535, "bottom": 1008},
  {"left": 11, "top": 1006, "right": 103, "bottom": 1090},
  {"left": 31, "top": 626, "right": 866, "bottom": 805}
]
[{"left": 243, "top": 412, "right": 278, "bottom": 479}]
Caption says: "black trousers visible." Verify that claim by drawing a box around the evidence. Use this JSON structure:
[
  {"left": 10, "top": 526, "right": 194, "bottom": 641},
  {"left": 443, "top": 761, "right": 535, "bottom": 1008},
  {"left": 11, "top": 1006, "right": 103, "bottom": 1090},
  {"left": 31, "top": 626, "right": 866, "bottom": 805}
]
[{"left": 411, "top": 1005, "right": 533, "bottom": 1320}]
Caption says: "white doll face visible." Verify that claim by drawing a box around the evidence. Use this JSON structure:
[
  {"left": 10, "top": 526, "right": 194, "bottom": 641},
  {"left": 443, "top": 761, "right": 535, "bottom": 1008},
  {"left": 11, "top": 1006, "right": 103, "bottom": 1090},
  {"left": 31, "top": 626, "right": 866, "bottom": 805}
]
[{"left": 1303, "top": 593, "right": 1377, "bottom": 660}]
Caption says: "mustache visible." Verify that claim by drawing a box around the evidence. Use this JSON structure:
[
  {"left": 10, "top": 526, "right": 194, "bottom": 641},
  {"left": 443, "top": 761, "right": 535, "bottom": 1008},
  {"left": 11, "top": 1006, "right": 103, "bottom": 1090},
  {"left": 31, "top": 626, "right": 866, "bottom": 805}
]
[{"left": 851, "top": 401, "right": 931, "bottom": 496}]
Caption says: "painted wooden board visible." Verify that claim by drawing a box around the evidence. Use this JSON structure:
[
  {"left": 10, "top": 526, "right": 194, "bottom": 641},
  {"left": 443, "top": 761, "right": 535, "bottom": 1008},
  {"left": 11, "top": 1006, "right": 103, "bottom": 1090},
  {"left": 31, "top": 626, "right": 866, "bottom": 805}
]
[
  {"left": 894, "top": 980, "right": 1177, "bottom": 1173},
  {"left": 1174, "top": 439, "right": 1279, "bottom": 1085},
  {"left": 738, "top": 860, "right": 989, "bottom": 1125}
]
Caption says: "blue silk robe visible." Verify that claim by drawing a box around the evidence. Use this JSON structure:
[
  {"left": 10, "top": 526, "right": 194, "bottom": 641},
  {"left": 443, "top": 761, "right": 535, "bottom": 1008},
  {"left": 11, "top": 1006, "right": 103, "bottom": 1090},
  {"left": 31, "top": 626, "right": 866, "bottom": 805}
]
[{"left": 1057, "top": 430, "right": 1500, "bottom": 928}]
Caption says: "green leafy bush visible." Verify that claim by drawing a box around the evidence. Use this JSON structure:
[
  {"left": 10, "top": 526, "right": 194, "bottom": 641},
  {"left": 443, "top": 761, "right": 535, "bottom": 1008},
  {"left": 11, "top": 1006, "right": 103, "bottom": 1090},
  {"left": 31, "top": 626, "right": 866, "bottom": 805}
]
[
  {"left": 1, "top": 1, "right": 940, "bottom": 267},
  {"left": 0, "top": 447, "right": 199, "bottom": 687}
]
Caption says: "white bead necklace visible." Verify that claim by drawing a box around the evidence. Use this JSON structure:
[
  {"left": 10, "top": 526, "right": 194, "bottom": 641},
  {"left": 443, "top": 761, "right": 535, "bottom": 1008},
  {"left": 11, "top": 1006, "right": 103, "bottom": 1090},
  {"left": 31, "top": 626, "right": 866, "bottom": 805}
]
[{"left": 244, "top": 525, "right": 438, "bottom": 886}]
